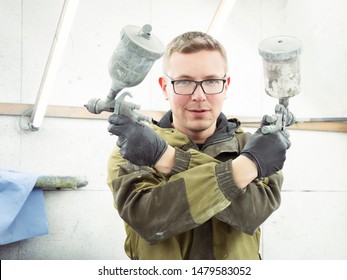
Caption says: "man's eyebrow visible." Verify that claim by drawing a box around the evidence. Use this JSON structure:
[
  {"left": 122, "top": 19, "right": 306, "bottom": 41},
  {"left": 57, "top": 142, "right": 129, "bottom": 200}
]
[
  {"left": 173, "top": 74, "right": 223, "bottom": 80},
  {"left": 171, "top": 75, "right": 194, "bottom": 80},
  {"left": 203, "top": 75, "right": 225, "bottom": 79}
]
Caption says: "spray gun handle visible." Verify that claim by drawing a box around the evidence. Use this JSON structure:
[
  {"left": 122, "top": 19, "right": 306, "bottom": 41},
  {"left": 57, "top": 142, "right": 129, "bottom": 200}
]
[{"left": 261, "top": 104, "right": 295, "bottom": 134}]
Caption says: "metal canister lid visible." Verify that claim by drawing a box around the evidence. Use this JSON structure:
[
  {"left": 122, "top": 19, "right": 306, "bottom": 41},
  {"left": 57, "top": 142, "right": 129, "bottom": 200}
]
[
  {"left": 258, "top": 36, "right": 302, "bottom": 62},
  {"left": 120, "top": 24, "right": 165, "bottom": 60}
]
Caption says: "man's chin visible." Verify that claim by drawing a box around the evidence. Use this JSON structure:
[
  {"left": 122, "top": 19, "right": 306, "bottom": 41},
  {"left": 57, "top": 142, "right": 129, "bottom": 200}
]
[{"left": 187, "top": 119, "right": 214, "bottom": 133}]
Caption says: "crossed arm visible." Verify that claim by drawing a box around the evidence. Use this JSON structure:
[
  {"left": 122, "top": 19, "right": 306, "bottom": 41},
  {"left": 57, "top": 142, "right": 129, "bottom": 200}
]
[
  {"left": 155, "top": 145, "right": 258, "bottom": 189},
  {"left": 107, "top": 144, "right": 283, "bottom": 244}
]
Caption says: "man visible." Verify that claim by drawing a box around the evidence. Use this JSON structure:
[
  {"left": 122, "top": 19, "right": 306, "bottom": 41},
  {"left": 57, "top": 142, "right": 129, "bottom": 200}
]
[{"left": 107, "top": 31, "right": 290, "bottom": 259}]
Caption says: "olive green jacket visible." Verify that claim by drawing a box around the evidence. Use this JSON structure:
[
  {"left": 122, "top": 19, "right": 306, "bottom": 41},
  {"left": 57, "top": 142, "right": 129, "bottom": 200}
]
[{"left": 107, "top": 112, "right": 283, "bottom": 260}]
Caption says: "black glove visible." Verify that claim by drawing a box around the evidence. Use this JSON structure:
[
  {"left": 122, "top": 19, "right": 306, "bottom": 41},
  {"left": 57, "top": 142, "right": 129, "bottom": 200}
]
[
  {"left": 240, "top": 115, "right": 291, "bottom": 178},
  {"left": 108, "top": 114, "right": 168, "bottom": 167}
]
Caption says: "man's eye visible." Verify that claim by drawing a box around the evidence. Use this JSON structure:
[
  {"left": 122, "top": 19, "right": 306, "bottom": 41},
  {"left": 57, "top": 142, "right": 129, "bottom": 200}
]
[
  {"left": 175, "top": 80, "right": 193, "bottom": 86},
  {"left": 205, "top": 79, "right": 220, "bottom": 85}
]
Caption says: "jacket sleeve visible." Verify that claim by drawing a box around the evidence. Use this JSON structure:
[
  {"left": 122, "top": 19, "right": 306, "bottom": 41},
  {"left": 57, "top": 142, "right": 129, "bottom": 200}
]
[
  {"left": 214, "top": 172, "right": 283, "bottom": 235},
  {"left": 168, "top": 148, "right": 283, "bottom": 235},
  {"left": 107, "top": 146, "right": 236, "bottom": 244}
]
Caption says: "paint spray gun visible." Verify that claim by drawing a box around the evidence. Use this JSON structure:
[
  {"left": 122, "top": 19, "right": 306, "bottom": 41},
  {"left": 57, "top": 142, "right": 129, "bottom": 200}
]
[
  {"left": 258, "top": 36, "right": 302, "bottom": 135},
  {"left": 84, "top": 24, "right": 165, "bottom": 123}
]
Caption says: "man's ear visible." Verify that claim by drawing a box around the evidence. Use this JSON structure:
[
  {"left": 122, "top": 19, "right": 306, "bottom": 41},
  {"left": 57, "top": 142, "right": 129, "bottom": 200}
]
[
  {"left": 159, "top": 76, "right": 169, "bottom": 100},
  {"left": 226, "top": 76, "right": 231, "bottom": 88},
  {"left": 224, "top": 76, "right": 231, "bottom": 99}
]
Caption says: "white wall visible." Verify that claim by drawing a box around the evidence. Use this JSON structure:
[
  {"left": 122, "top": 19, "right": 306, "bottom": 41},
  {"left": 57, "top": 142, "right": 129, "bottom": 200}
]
[{"left": 1, "top": 0, "right": 346, "bottom": 260}]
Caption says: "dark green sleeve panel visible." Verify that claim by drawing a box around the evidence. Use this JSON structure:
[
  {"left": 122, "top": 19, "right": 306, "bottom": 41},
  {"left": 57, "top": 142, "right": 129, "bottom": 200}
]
[
  {"left": 214, "top": 172, "right": 283, "bottom": 235},
  {"left": 113, "top": 170, "right": 197, "bottom": 244}
]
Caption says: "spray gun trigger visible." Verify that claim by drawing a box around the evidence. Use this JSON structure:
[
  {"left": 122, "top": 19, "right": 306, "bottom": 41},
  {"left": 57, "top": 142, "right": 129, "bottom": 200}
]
[
  {"left": 114, "top": 91, "right": 133, "bottom": 115},
  {"left": 113, "top": 91, "right": 152, "bottom": 124}
]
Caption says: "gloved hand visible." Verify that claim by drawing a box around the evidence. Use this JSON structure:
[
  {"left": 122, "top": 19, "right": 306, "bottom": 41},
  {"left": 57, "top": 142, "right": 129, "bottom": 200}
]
[
  {"left": 108, "top": 114, "right": 168, "bottom": 167},
  {"left": 240, "top": 115, "right": 291, "bottom": 178}
]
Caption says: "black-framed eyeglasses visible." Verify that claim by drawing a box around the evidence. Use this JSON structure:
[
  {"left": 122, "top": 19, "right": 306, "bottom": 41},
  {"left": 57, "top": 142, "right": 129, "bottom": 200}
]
[{"left": 165, "top": 74, "right": 227, "bottom": 95}]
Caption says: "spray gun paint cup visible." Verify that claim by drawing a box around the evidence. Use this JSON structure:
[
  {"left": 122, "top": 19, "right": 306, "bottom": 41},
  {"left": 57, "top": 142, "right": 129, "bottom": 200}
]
[
  {"left": 258, "top": 36, "right": 302, "bottom": 100},
  {"left": 108, "top": 24, "right": 165, "bottom": 94}
]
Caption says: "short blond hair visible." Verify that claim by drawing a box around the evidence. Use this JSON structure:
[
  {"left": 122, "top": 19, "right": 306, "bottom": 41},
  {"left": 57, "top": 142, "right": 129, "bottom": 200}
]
[{"left": 162, "top": 31, "right": 228, "bottom": 73}]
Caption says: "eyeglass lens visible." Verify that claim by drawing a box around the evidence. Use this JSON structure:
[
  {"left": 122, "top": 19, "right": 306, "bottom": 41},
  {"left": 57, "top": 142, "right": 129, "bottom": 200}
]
[{"left": 174, "top": 79, "right": 225, "bottom": 95}]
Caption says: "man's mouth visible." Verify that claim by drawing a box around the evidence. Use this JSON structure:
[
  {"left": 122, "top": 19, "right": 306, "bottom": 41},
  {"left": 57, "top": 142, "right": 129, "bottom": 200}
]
[
  {"left": 187, "top": 109, "right": 209, "bottom": 113},
  {"left": 186, "top": 109, "right": 211, "bottom": 117}
]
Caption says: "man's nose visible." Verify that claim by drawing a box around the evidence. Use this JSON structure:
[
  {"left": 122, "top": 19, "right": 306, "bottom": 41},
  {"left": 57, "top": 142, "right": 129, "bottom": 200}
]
[{"left": 191, "top": 84, "right": 206, "bottom": 101}]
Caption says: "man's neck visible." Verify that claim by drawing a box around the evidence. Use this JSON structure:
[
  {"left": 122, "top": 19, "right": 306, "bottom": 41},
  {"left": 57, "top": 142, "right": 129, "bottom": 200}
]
[{"left": 172, "top": 122, "right": 217, "bottom": 144}]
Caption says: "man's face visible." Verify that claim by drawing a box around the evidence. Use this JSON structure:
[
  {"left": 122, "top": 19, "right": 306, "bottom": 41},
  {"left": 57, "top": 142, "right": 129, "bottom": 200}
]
[{"left": 159, "top": 50, "right": 230, "bottom": 142}]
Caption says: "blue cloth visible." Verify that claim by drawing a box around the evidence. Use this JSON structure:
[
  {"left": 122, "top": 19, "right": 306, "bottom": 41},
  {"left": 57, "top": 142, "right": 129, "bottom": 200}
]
[{"left": 0, "top": 169, "right": 48, "bottom": 245}]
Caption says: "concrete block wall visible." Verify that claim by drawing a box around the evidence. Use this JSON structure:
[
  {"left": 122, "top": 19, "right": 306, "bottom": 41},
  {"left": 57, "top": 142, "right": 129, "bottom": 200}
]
[
  {"left": 261, "top": 129, "right": 347, "bottom": 259},
  {"left": 1, "top": 0, "right": 346, "bottom": 259},
  {"left": 0, "top": 116, "right": 128, "bottom": 259}
]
